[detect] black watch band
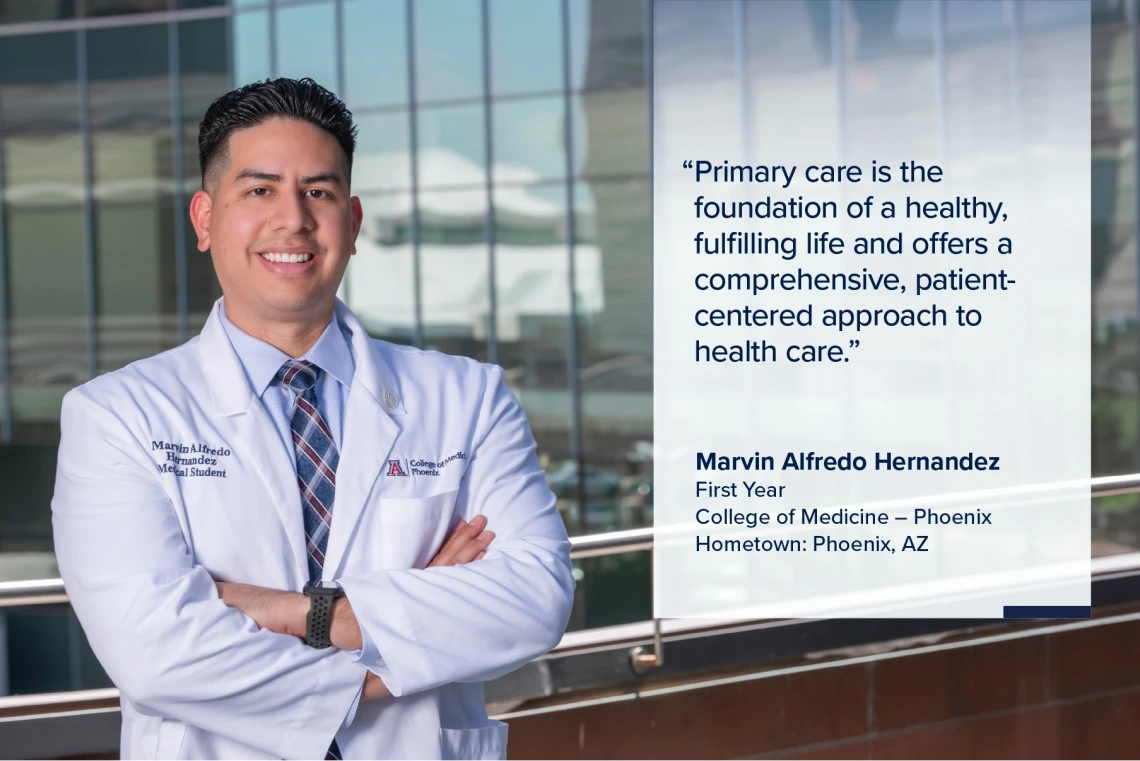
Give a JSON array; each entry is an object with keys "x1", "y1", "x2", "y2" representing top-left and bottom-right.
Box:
[{"x1": 303, "y1": 583, "x2": 344, "y2": 649}]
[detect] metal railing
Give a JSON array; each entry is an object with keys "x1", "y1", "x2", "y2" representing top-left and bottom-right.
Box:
[{"x1": 2, "y1": 472, "x2": 1140, "y2": 604}]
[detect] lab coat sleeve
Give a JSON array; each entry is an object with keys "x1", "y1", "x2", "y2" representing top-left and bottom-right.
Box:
[
  {"x1": 338, "y1": 366, "x2": 575, "y2": 696},
  {"x1": 51, "y1": 389, "x2": 365, "y2": 759}
]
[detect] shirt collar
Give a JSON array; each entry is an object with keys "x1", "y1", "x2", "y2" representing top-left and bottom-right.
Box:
[{"x1": 218, "y1": 301, "x2": 356, "y2": 398}]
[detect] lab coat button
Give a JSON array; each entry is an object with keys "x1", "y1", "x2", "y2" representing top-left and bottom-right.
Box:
[{"x1": 384, "y1": 390, "x2": 399, "y2": 408}]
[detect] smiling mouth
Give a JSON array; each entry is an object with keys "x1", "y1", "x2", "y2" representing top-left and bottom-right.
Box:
[{"x1": 259, "y1": 252, "x2": 314, "y2": 263}]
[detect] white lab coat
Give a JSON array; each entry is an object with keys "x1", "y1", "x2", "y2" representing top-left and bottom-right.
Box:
[{"x1": 51, "y1": 298, "x2": 575, "y2": 760}]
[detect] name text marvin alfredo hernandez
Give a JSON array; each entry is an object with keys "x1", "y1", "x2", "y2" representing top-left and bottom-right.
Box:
[{"x1": 692, "y1": 450, "x2": 1000, "y2": 555}]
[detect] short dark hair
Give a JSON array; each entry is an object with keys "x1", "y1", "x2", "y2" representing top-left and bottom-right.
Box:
[{"x1": 197, "y1": 77, "x2": 358, "y2": 191}]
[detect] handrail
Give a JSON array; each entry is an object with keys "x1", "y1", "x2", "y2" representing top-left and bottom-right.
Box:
[{"x1": 2, "y1": 472, "x2": 1139, "y2": 603}]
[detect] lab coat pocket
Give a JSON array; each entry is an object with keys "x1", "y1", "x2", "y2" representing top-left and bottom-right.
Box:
[
  {"x1": 377, "y1": 489, "x2": 458, "y2": 569},
  {"x1": 439, "y1": 721, "x2": 509, "y2": 760}
]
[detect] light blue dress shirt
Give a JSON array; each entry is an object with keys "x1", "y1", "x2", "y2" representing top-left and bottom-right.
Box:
[{"x1": 218, "y1": 302, "x2": 382, "y2": 728}]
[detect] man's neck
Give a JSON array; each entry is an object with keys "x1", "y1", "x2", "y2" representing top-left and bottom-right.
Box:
[{"x1": 223, "y1": 298, "x2": 334, "y2": 358}]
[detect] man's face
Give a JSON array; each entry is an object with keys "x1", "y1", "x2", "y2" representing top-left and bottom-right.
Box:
[{"x1": 190, "y1": 117, "x2": 362, "y2": 325}]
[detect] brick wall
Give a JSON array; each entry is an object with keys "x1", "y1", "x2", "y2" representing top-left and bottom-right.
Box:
[{"x1": 505, "y1": 609, "x2": 1140, "y2": 759}]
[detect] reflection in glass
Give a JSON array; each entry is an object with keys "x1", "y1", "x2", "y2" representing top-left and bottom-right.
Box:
[
  {"x1": 575, "y1": 179, "x2": 651, "y2": 533},
  {"x1": 0, "y1": 445, "x2": 60, "y2": 553},
  {"x1": 343, "y1": 0, "x2": 407, "y2": 109},
  {"x1": 3, "y1": 604, "x2": 113, "y2": 695},
  {"x1": 492, "y1": 96, "x2": 566, "y2": 185},
  {"x1": 567, "y1": 550, "x2": 650, "y2": 632},
  {"x1": 842, "y1": 0, "x2": 939, "y2": 159},
  {"x1": 276, "y1": 0, "x2": 337, "y2": 88},
  {"x1": 343, "y1": 191, "x2": 419, "y2": 346},
  {"x1": 417, "y1": 103, "x2": 486, "y2": 188},
  {"x1": 0, "y1": 32, "x2": 85, "y2": 437},
  {"x1": 490, "y1": 0, "x2": 562, "y2": 97},
  {"x1": 85, "y1": 0, "x2": 167, "y2": 16},
  {"x1": 571, "y1": 0, "x2": 644, "y2": 91},
  {"x1": 88, "y1": 24, "x2": 179, "y2": 374},
  {"x1": 577, "y1": 88, "x2": 648, "y2": 179},
  {"x1": 0, "y1": 33, "x2": 83, "y2": 207},
  {"x1": 413, "y1": 0, "x2": 482, "y2": 103},
  {"x1": 353, "y1": 111, "x2": 411, "y2": 194},
  {"x1": 410, "y1": 187, "x2": 490, "y2": 362},
  {"x1": 178, "y1": 18, "x2": 228, "y2": 330},
  {"x1": 96, "y1": 204, "x2": 178, "y2": 374},
  {"x1": 486, "y1": 182, "x2": 576, "y2": 532},
  {"x1": 89, "y1": 24, "x2": 171, "y2": 202},
  {"x1": 6, "y1": 209, "x2": 87, "y2": 430},
  {"x1": 0, "y1": 0, "x2": 75, "y2": 24},
  {"x1": 232, "y1": 10, "x2": 270, "y2": 87}
]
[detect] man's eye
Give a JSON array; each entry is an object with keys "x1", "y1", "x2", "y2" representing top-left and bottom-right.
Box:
[
  {"x1": 307, "y1": 189, "x2": 328, "y2": 199},
  {"x1": 250, "y1": 187, "x2": 269, "y2": 197}
]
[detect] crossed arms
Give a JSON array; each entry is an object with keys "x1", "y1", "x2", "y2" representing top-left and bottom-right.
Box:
[
  {"x1": 52, "y1": 372, "x2": 574, "y2": 759},
  {"x1": 214, "y1": 514, "x2": 496, "y2": 702}
]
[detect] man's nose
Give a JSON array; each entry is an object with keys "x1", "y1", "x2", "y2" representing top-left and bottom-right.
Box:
[{"x1": 271, "y1": 190, "x2": 315, "y2": 234}]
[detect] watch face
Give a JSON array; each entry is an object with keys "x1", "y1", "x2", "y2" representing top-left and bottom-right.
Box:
[{"x1": 305, "y1": 581, "x2": 343, "y2": 595}]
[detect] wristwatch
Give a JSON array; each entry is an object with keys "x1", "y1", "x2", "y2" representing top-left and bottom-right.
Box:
[{"x1": 302, "y1": 581, "x2": 344, "y2": 649}]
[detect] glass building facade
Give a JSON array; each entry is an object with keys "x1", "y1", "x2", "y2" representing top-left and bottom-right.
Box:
[{"x1": 0, "y1": 0, "x2": 1130, "y2": 695}]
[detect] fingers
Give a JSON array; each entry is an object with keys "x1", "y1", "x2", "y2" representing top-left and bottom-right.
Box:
[
  {"x1": 428, "y1": 515, "x2": 491, "y2": 567},
  {"x1": 451, "y1": 530, "x2": 494, "y2": 565}
]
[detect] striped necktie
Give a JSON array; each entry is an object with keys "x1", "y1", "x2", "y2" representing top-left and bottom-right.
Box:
[
  {"x1": 274, "y1": 359, "x2": 344, "y2": 761},
  {"x1": 275, "y1": 359, "x2": 339, "y2": 584}
]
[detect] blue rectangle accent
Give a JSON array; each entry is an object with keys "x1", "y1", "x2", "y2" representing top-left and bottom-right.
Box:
[{"x1": 1003, "y1": 606, "x2": 1091, "y2": 619}]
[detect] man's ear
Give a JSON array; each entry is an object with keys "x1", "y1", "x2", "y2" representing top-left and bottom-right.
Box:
[
  {"x1": 189, "y1": 189, "x2": 213, "y2": 252},
  {"x1": 349, "y1": 196, "x2": 363, "y2": 256}
]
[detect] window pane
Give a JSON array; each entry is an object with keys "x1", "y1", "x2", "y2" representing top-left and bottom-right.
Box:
[
  {"x1": 577, "y1": 87, "x2": 648, "y2": 178},
  {"x1": 490, "y1": 0, "x2": 562, "y2": 97},
  {"x1": 0, "y1": 32, "x2": 83, "y2": 207},
  {"x1": 413, "y1": 0, "x2": 482, "y2": 103},
  {"x1": 88, "y1": 24, "x2": 179, "y2": 374},
  {"x1": 843, "y1": 0, "x2": 940, "y2": 158},
  {"x1": 490, "y1": 181, "x2": 575, "y2": 534},
  {"x1": 0, "y1": 0, "x2": 75, "y2": 24},
  {"x1": 233, "y1": 10, "x2": 270, "y2": 87},
  {"x1": 96, "y1": 203, "x2": 178, "y2": 374},
  {"x1": 276, "y1": 0, "x2": 337, "y2": 89},
  {"x1": 6, "y1": 208, "x2": 87, "y2": 429},
  {"x1": 178, "y1": 17, "x2": 228, "y2": 327},
  {"x1": 0, "y1": 32, "x2": 86, "y2": 437},
  {"x1": 354, "y1": 111, "x2": 411, "y2": 193},
  {"x1": 3, "y1": 604, "x2": 113, "y2": 694},
  {"x1": 1092, "y1": 17, "x2": 1133, "y2": 137},
  {"x1": 573, "y1": 0, "x2": 644, "y2": 91},
  {"x1": 416, "y1": 187, "x2": 489, "y2": 362},
  {"x1": 575, "y1": 179, "x2": 650, "y2": 534},
  {"x1": 0, "y1": 445, "x2": 59, "y2": 552},
  {"x1": 344, "y1": 191, "x2": 418, "y2": 346},
  {"x1": 89, "y1": 24, "x2": 171, "y2": 203},
  {"x1": 84, "y1": 0, "x2": 167, "y2": 16},
  {"x1": 492, "y1": 96, "x2": 565, "y2": 184},
  {"x1": 417, "y1": 103, "x2": 485, "y2": 188},
  {"x1": 343, "y1": 0, "x2": 407, "y2": 109}
]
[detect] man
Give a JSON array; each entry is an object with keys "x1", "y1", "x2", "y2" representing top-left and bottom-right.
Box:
[{"x1": 51, "y1": 78, "x2": 575, "y2": 760}]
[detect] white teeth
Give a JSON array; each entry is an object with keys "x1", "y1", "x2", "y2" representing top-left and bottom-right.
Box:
[{"x1": 260, "y1": 252, "x2": 313, "y2": 263}]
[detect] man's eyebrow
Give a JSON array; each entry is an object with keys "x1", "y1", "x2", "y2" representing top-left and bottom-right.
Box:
[
  {"x1": 234, "y1": 169, "x2": 282, "y2": 183},
  {"x1": 302, "y1": 172, "x2": 345, "y2": 186}
]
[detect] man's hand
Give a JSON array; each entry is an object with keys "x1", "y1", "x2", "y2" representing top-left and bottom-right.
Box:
[
  {"x1": 429, "y1": 514, "x2": 495, "y2": 567},
  {"x1": 326, "y1": 515, "x2": 495, "y2": 651}
]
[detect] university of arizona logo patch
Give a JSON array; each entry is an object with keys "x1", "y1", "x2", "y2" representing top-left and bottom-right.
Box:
[{"x1": 387, "y1": 459, "x2": 407, "y2": 477}]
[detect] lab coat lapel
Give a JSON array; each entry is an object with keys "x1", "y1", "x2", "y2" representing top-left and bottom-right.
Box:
[
  {"x1": 199, "y1": 299, "x2": 309, "y2": 586},
  {"x1": 323, "y1": 301, "x2": 406, "y2": 578}
]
